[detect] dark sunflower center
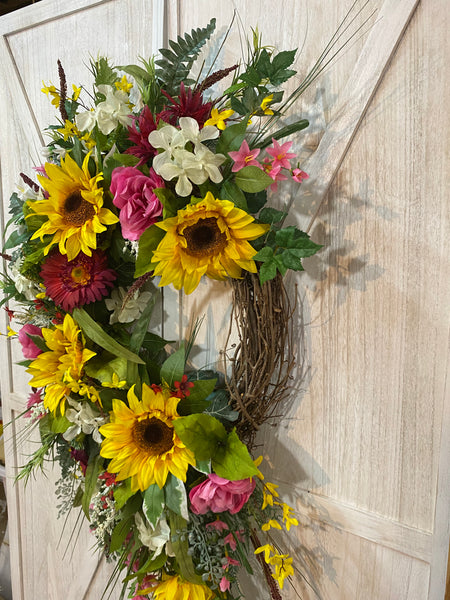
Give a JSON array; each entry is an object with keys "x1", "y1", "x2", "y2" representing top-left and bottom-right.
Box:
[
  {"x1": 63, "y1": 191, "x2": 95, "y2": 226},
  {"x1": 181, "y1": 217, "x2": 227, "y2": 257},
  {"x1": 132, "y1": 417, "x2": 174, "y2": 455}
]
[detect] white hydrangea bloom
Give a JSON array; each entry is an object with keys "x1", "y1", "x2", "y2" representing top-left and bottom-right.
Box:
[
  {"x1": 105, "y1": 286, "x2": 153, "y2": 324},
  {"x1": 135, "y1": 513, "x2": 174, "y2": 559},
  {"x1": 63, "y1": 398, "x2": 107, "y2": 444}
]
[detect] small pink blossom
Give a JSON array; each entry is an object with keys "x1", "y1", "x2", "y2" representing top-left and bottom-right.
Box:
[
  {"x1": 24, "y1": 389, "x2": 43, "y2": 418},
  {"x1": 111, "y1": 166, "x2": 164, "y2": 241},
  {"x1": 189, "y1": 473, "x2": 256, "y2": 514},
  {"x1": 206, "y1": 519, "x2": 229, "y2": 532},
  {"x1": 292, "y1": 168, "x2": 309, "y2": 183},
  {"x1": 224, "y1": 530, "x2": 243, "y2": 551},
  {"x1": 223, "y1": 556, "x2": 240, "y2": 568},
  {"x1": 18, "y1": 324, "x2": 43, "y2": 359},
  {"x1": 228, "y1": 140, "x2": 261, "y2": 172},
  {"x1": 266, "y1": 138, "x2": 296, "y2": 170},
  {"x1": 262, "y1": 159, "x2": 288, "y2": 192},
  {"x1": 220, "y1": 576, "x2": 231, "y2": 592}
]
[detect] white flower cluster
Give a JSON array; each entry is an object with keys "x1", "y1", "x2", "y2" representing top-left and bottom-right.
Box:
[
  {"x1": 8, "y1": 258, "x2": 42, "y2": 301},
  {"x1": 63, "y1": 398, "x2": 108, "y2": 444},
  {"x1": 135, "y1": 512, "x2": 175, "y2": 560},
  {"x1": 76, "y1": 84, "x2": 132, "y2": 135},
  {"x1": 89, "y1": 481, "x2": 118, "y2": 549},
  {"x1": 105, "y1": 286, "x2": 153, "y2": 324},
  {"x1": 149, "y1": 116, "x2": 226, "y2": 196}
]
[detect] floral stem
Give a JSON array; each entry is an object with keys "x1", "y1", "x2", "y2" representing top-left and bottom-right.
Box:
[{"x1": 250, "y1": 529, "x2": 282, "y2": 600}]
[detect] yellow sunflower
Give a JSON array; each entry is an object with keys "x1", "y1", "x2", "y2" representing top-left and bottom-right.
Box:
[
  {"x1": 29, "y1": 152, "x2": 118, "y2": 261},
  {"x1": 99, "y1": 384, "x2": 195, "y2": 491},
  {"x1": 150, "y1": 192, "x2": 269, "y2": 294},
  {"x1": 26, "y1": 313, "x2": 96, "y2": 415},
  {"x1": 153, "y1": 574, "x2": 215, "y2": 600}
]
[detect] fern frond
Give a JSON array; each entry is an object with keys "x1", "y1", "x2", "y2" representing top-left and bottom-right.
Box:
[{"x1": 155, "y1": 19, "x2": 216, "y2": 96}]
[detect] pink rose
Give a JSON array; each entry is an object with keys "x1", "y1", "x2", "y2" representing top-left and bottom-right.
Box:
[
  {"x1": 18, "y1": 324, "x2": 43, "y2": 359},
  {"x1": 110, "y1": 166, "x2": 164, "y2": 241},
  {"x1": 189, "y1": 474, "x2": 256, "y2": 515}
]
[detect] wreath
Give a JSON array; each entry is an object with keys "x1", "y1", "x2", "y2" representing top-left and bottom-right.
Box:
[{"x1": 0, "y1": 15, "x2": 356, "y2": 600}]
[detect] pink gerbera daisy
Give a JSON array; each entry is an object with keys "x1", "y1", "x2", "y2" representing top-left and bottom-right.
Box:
[{"x1": 40, "y1": 250, "x2": 116, "y2": 312}]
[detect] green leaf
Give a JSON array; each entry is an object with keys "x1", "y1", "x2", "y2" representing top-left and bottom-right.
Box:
[
  {"x1": 164, "y1": 475, "x2": 188, "y2": 520},
  {"x1": 194, "y1": 460, "x2": 211, "y2": 474},
  {"x1": 205, "y1": 389, "x2": 239, "y2": 423},
  {"x1": 113, "y1": 479, "x2": 136, "y2": 510},
  {"x1": 160, "y1": 344, "x2": 185, "y2": 387},
  {"x1": 116, "y1": 64, "x2": 153, "y2": 84},
  {"x1": 82, "y1": 453, "x2": 103, "y2": 519},
  {"x1": 259, "y1": 259, "x2": 278, "y2": 284},
  {"x1": 26, "y1": 333, "x2": 49, "y2": 354},
  {"x1": 212, "y1": 429, "x2": 259, "y2": 480},
  {"x1": 135, "y1": 225, "x2": 165, "y2": 277},
  {"x1": 253, "y1": 246, "x2": 274, "y2": 262},
  {"x1": 155, "y1": 19, "x2": 216, "y2": 96},
  {"x1": 154, "y1": 187, "x2": 186, "y2": 219},
  {"x1": 169, "y1": 513, "x2": 202, "y2": 584},
  {"x1": 177, "y1": 378, "x2": 217, "y2": 416},
  {"x1": 48, "y1": 413, "x2": 71, "y2": 434},
  {"x1": 112, "y1": 152, "x2": 140, "y2": 167},
  {"x1": 258, "y1": 119, "x2": 309, "y2": 149},
  {"x1": 84, "y1": 356, "x2": 128, "y2": 384},
  {"x1": 279, "y1": 249, "x2": 306, "y2": 271},
  {"x1": 275, "y1": 226, "x2": 322, "y2": 255},
  {"x1": 173, "y1": 413, "x2": 227, "y2": 462},
  {"x1": 216, "y1": 119, "x2": 249, "y2": 155},
  {"x1": 259, "y1": 207, "x2": 287, "y2": 225},
  {"x1": 247, "y1": 190, "x2": 268, "y2": 214},
  {"x1": 234, "y1": 166, "x2": 273, "y2": 193},
  {"x1": 73, "y1": 308, "x2": 144, "y2": 364},
  {"x1": 109, "y1": 516, "x2": 133, "y2": 553},
  {"x1": 143, "y1": 484, "x2": 165, "y2": 528},
  {"x1": 220, "y1": 180, "x2": 248, "y2": 211}
]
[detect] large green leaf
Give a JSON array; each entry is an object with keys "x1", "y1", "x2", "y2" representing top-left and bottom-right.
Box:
[
  {"x1": 234, "y1": 165, "x2": 273, "y2": 193},
  {"x1": 173, "y1": 413, "x2": 227, "y2": 462},
  {"x1": 160, "y1": 344, "x2": 185, "y2": 387},
  {"x1": 212, "y1": 429, "x2": 259, "y2": 480},
  {"x1": 73, "y1": 308, "x2": 144, "y2": 364},
  {"x1": 169, "y1": 513, "x2": 202, "y2": 584},
  {"x1": 164, "y1": 475, "x2": 188, "y2": 520},
  {"x1": 135, "y1": 225, "x2": 165, "y2": 277},
  {"x1": 143, "y1": 484, "x2": 165, "y2": 528}
]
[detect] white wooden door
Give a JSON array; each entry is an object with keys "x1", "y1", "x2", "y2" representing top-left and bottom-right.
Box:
[{"x1": 0, "y1": 0, "x2": 449, "y2": 599}]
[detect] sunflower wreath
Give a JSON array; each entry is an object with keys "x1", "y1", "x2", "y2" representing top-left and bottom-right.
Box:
[{"x1": 0, "y1": 15, "x2": 361, "y2": 600}]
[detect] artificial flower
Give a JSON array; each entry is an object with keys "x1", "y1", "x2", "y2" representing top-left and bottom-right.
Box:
[
  {"x1": 280, "y1": 502, "x2": 299, "y2": 531},
  {"x1": 292, "y1": 167, "x2": 309, "y2": 183},
  {"x1": 189, "y1": 473, "x2": 256, "y2": 514},
  {"x1": 63, "y1": 398, "x2": 107, "y2": 444},
  {"x1": 204, "y1": 108, "x2": 234, "y2": 130},
  {"x1": 228, "y1": 139, "x2": 261, "y2": 172},
  {"x1": 262, "y1": 158, "x2": 287, "y2": 191},
  {"x1": 262, "y1": 481, "x2": 280, "y2": 509},
  {"x1": 30, "y1": 152, "x2": 118, "y2": 261},
  {"x1": 41, "y1": 82, "x2": 61, "y2": 107},
  {"x1": 159, "y1": 82, "x2": 212, "y2": 126},
  {"x1": 261, "y1": 519, "x2": 282, "y2": 531},
  {"x1": 260, "y1": 94, "x2": 275, "y2": 115},
  {"x1": 40, "y1": 249, "x2": 116, "y2": 312},
  {"x1": 125, "y1": 105, "x2": 159, "y2": 165},
  {"x1": 269, "y1": 553, "x2": 294, "y2": 590},
  {"x1": 76, "y1": 84, "x2": 133, "y2": 135},
  {"x1": 152, "y1": 574, "x2": 215, "y2": 600},
  {"x1": 18, "y1": 324, "x2": 43, "y2": 359},
  {"x1": 105, "y1": 286, "x2": 153, "y2": 324},
  {"x1": 115, "y1": 75, "x2": 133, "y2": 94},
  {"x1": 135, "y1": 512, "x2": 173, "y2": 559},
  {"x1": 110, "y1": 166, "x2": 164, "y2": 240},
  {"x1": 150, "y1": 192, "x2": 269, "y2": 294},
  {"x1": 266, "y1": 138, "x2": 296, "y2": 170},
  {"x1": 173, "y1": 374, "x2": 194, "y2": 398},
  {"x1": 99, "y1": 384, "x2": 195, "y2": 491},
  {"x1": 8, "y1": 261, "x2": 41, "y2": 300},
  {"x1": 26, "y1": 313, "x2": 96, "y2": 415}
]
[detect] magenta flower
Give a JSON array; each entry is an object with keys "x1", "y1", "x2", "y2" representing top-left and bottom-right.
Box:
[
  {"x1": 206, "y1": 519, "x2": 229, "y2": 532},
  {"x1": 262, "y1": 159, "x2": 288, "y2": 192},
  {"x1": 292, "y1": 167, "x2": 309, "y2": 183},
  {"x1": 266, "y1": 138, "x2": 296, "y2": 169},
  {"x1": 25, "y1": 388, "x2": 43, "y2": 418},
  {"x1": 224, "y1": 530, "x2": 243, "y2": 551},
  {"x1": 111, "y1": 166, "x2": 164, "y2": 241},
  {"x1": 18, "y1": 324, "x2": 43, "y2": 359},
  {"x1": 125, "y1": 105, "x2": 159, "y2": 165},
  {"x1": 189, "y1": 473, "x2": 256, "y2": 514},
  {"x1": 228, "y1": 140, "x2": 261, "y2": 172},
  {"x1": 220, "y1": 577, "x2": 231, "y2": 592}
]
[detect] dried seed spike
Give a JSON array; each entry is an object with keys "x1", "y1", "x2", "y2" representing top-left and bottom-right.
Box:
[
  {"x1": 195, "y1": 64, "x2": 239, "y2": 95},
  {"x1": 120, "y1": 271, "x2": 153, "y2": 314},
  {"x1": 20, "y1": 172, "x2": 39, "y2": 193},
  {"x1": 57, "y1": 59, "x2": 68, "y2": 122}
]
